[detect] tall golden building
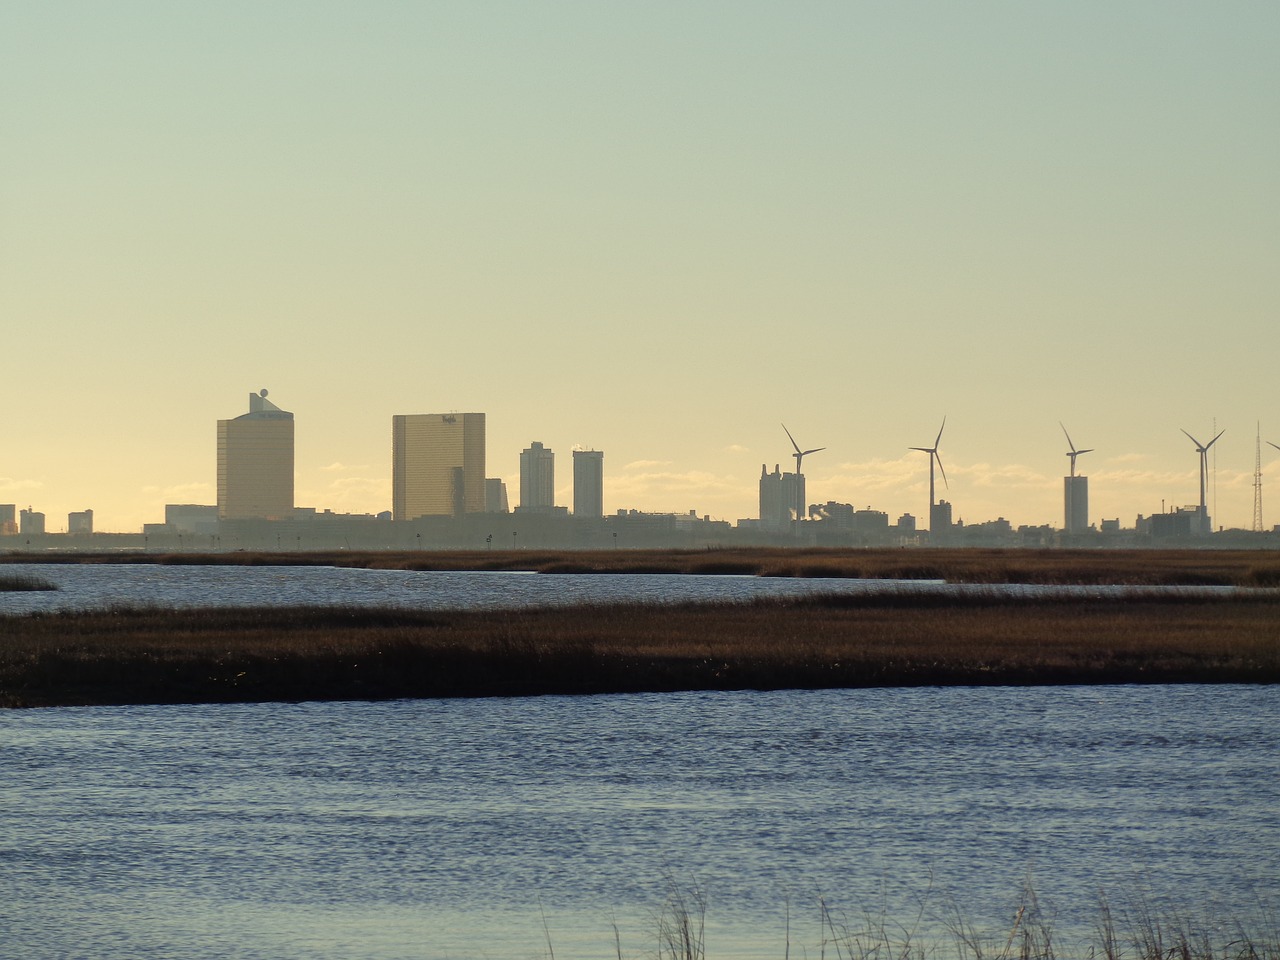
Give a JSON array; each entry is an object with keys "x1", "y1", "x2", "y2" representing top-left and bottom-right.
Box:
[
  {"x1": 217, "y1": 390, "x2": 294, "y2": 520},
  {"x1": 392, "y1": 413, "x2": 486, "y2": 520}
]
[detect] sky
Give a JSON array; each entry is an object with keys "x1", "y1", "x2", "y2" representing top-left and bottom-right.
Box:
[{"x1": 3, "y1": 2, "x2": 1278, "y2": 534}]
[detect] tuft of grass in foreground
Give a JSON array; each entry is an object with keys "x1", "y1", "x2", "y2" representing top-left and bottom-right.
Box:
[
  {"x1": 3, "y1": 591, "x2": 1279, "y2": 707},
  {"x1": 0, "y1": 574, "x2": 57, "y2": 592},
  {"x1": 548, "y1": 878, "x2": 1278, "y2": 960},
  {"x1": 4, "y1": 547, "x2": 1280, "y2": 587}
]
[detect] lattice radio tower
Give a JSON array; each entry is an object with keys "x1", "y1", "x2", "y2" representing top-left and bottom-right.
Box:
[{"x1": 1253, "y1": 422, "x2": 1264, "y2": 533}]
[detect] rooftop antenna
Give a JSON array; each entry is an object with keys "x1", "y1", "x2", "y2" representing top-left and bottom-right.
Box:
[
  {"x1": 909, "y1": 417, "x2": 948, "y2": 514},
  {"x1": 1181, "y1": 426, "x2": 1224, "y2": 534},
  {"x1": 1060, "y1": 422, "x2": 1094, "y2": 478},
  {"x1": 782, "y1": 424, "x2": 825, "y2": 530}
]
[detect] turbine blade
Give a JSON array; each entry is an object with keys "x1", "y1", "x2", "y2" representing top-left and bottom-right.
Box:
[
  {"x1": 803, "y1": 446, "x2": 826, "y2": 457},
  {"x1": 781, "y1": 424, "x2": 801, "y2": 455},
  {"x1": 1078, "y1": 448, "x2": 1094, "y2": 456},
  {"x1": 935, "y1": 416, "x2": 947, "y2": 448},
  {"x1": 1269, "y1": 441, "x2": 1280, "y2": 452},
  {"x1": 1181, "y1": 428, "x2": 1204, "y2": 448},
  {"x1": 1060, "y1": 421, "x2": 1077, "y2": 454},
  {"x1": 935, "y1": 452, "x2": 949, "y2": 489},
  {"x1": 909, "y1": 447, "x2": 931, "y2": 454},
  {"x1": 1206, "y1": 429, "x2": 1225, "y2": 449}
]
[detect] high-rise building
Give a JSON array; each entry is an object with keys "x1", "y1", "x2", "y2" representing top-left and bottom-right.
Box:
[
  {"x1": 929, "y1": 500, "x2": 953, "y2": 540},
  {"x1": 759, "y1": 464, "x2": 804, "y2": 530},
  {"x1": 68, "y1": 509, "x2": 94, "y2": 535},
  {"x1": 392, "y1": 413, "x2": 486, "y2": 520},
  {"x1": 217, "y1": 390, "x2": 294, "y2": 521},
  {"x1": 1064, "y1": 476, "x2": 1089, "y2": 534},
  {"x1": 572, "y1": 449, "x2": 604, "y2": 518},
  {"x1": 0, "y1": 504, "x2": 16, "y2": 535},
  {"x1": 519, "y1": 441, "x2": 555, "y2": 513},
  {"x1": 19, "y1": 507, "x2": 45, "y2": 536},
  {"x1": 484, "y1": 478, "x2": 510, "y2": 514}
]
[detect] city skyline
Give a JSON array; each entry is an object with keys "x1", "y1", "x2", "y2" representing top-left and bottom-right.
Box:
[{"x1": 3, "y1": 4, "x2": 1277, "y2": 532}]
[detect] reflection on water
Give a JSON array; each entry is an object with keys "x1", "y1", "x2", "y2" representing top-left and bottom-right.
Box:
[{"x1": 2, "y1": 686, "x2": 1276, "y2": 959}]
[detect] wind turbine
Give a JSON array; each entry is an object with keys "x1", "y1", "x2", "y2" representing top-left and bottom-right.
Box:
[
  {"x1": 1181, "y1": 427, "x2": 1225, "y2": 533},
  {"x1": 1060, "y1": 422, "x2": 1094, "y2": 477},
  {"x1": 782, "y1": 424, "x2": 825, "y2": 526},
  {"x1": 909, "y1": 417, "x2": 948, "y2": 512}
]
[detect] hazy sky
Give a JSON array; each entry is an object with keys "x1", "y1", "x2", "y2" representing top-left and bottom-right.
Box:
[{"x1": 3, "y1": 2, "x2": 1278, "y2": 533}]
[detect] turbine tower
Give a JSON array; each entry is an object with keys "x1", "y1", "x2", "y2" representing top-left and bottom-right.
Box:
[
  {"x1": 782, "y1": 424, "x2": 825, "y2": 529},
  {"x1": 1181, "y1": 427, "x2": 1224, "y2": 536},
  {"x1": 1060, "y1": 422, "x2": 1093, "y2": 535},
  {"x1": 1060, "y1": 422, "x2": 1093, "y2": 478},
  {"x1": 909, "y1": 417, "x2": 948, "y2": 522}
]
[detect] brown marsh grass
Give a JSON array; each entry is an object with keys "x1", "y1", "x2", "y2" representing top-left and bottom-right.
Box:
[
  {"x1": 3, "y1": 591, "x2": 1277, "y2": 708},
  {"x1": 5, "y1": 547, "x2": 1280, "y2": 586}
]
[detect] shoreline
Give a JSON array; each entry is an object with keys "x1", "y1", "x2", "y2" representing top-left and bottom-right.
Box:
[{"x1": 4, "y1": 591, "x2": 1278, "y2": 708}]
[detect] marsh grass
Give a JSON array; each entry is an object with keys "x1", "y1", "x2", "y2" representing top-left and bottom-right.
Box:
[
  {"x1": 0, "y1": 574, "x2": 57, "y2": 592},
  {"x1": 4, "y1": 547, "x2": 1280, "y2": 587},
  {"x1": 545, "y1": 881, "x2": 1278, "y2": 960},
  {"x1": 3, "y1": 591, "x2": 1278, "y2": 707}
]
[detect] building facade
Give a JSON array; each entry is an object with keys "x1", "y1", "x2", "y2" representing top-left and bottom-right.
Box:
[
  {"x1": 217, "y1": 390, "x2": 295, "y2": 521},
  {"x1": 68, "y1": 509, "x2": 94, "y2": 535},
  {"x1": 392, "y1": 413, "x2": 486, "y2": 520},
  {"x1": 19, "y1": 507, "x2": 45, "y2": 536},
  {"x1": 572, "y1": 449, "x2": 604, "y2": 518},
  {"x1": 759, "y1": 464, "x2": 804, "y2": 530},
  {"x1": 519, "y1": 441, "x2": 556, "y2": 513},
  {"x1": 0, "y1": 504, "x2": 15, "y2": 535},
  {"x1": 1064, "y1": 476, "x2": 1089, "y2": 534}
]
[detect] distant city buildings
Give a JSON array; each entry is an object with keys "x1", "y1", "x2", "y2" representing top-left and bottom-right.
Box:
[
  {"x1": 392, "y1": 412, "x2": 486, "y2": 520},
  {"x1": 0, "y1": 504, "x2": 16, "y2": 536},
  {"x1": 573, "y1": 449, "x2": 604, "y2": 519},
  {"x1": 217, "y1": 390, "x2": 294, "y2": 521},
  {"x1": 518, "y1": 441, "x2": 556, "y2": 514},
  {"x1": 68, "y1": 509, "x2": 94, "y2": 535}
]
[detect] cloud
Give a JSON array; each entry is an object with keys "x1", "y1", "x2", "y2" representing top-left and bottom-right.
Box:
[
  {"x1": 724, "y1": 444, "x2": 750, "y2": 454},
  {"x1": 623, "y1": 459, "x2": 672, "y2": 471},
  {"x1": 320, "y1": 462, "x2": 370, "y2": 472}
]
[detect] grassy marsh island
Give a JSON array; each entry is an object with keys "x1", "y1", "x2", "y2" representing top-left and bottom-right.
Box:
[{"x1": 3, "y1": 589, "x2": 1278, "y2": 708}]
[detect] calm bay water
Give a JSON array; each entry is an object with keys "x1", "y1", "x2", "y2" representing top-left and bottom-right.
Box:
[
  {"x1": 0, "y1": 561, "x2": 1252, "y2": 614},
  {"x1": 3, "y1": 686, "x2": 1277, "y2": 959},
  {"x1": 3, "y1": 565, "x2": 1276, "y2": 957}
]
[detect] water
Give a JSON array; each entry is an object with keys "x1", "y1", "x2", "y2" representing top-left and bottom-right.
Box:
[
  {"x1": 0, "y1": 562, "x2": 1256, "y2": 614},
  {"x1": 3, "y1": 686, "x2": 1277, "y2": 959}
]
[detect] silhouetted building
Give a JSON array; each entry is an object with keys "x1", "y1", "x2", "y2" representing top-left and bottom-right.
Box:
[
  {"x1": 573, "y1": 449, "x2": 604, "y2": 519},
  {"x1": 484, "y1": 478, "x2": 509, "y2": 514},
  {"x1": 759, "y1": 464, "x2": 803, "y2": 530},
  {"x1": 19, "y1": 507, "x2": 45, "y2": 536},
  {"x1": 519, "y1": 441, "x2": 555, "y2": 513},
  {"x1": 218, "y1": 390, "x2": 294, "y2": 521},
  {"x1": 929, "y1": 500, "x2": 953, "y2": 540},
  {"x1": 0, "y1": 504, "x2": 15, "y2": 535},
  {"x1": 166, "y1": 504, "x2": 220, "y2": 535},
  {"x1": 392, "y1": 412, "x2": 486, "y2": 520},
  {"x1": 1064, "y1": 476, "x2": 1088, "y2": 534},
  {"x1": 68, "y1": 509, "x2": 94, "y2": 535}
]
